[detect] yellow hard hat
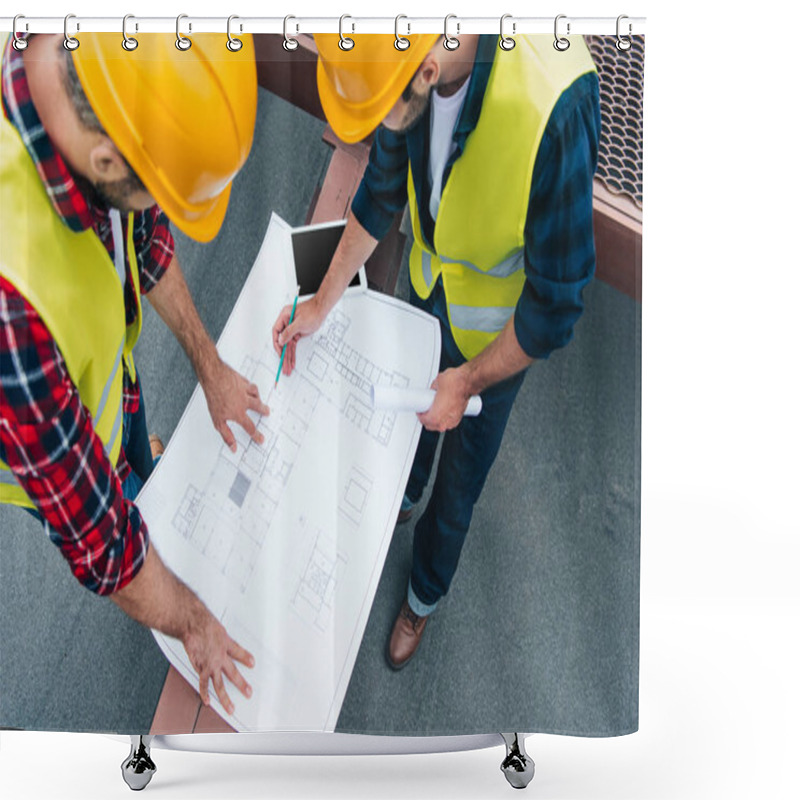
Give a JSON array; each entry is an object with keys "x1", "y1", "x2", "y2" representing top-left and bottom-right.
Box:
[
  {"x1": 315, "y1": 34, "x2": 439, "y2": 144},
  {"x1": 73, "y1": 33, "x2": 257, "y2": 243}
]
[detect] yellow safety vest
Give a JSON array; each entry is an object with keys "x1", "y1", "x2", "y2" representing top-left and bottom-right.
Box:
[
  {"x1": 0, "y1": 112, "x2": 142, "y2": 509},
  {"x1": 408, "y1": 35, "x2": 597, "y2": 360}
]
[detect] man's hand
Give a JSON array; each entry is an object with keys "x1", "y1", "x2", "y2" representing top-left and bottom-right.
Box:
[
  {"x1": 271, "y1": 297, "x2": 325, "y2": 377},
  {"x1": 182, "y1": 606, "x2": 255, "y2": 715},
  {"x1": 418, "y1": 367, "x2": 473, "y2": 432},
  {"x1": 110, "y1": 546, "x2": 255, "y2": 716},
  {"x1": 145, "y1": 254, "x2": 268, "y2": 451},
  {"x1": 201, "y1": 357, "x2": 270, "y2": 453},
  {"x1": 269, "y1": 212, "x2": 380, "y2": 377},
  {"x1": 418, "y1": 317, "x2": 535, "y2": 432}
]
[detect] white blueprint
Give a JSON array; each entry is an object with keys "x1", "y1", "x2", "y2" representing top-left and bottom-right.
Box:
[{"x1": 136, "y1": 214, "x2": 441, "y2": 731}]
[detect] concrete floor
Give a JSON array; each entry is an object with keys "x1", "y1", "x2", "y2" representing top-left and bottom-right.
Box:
[{"x1": 1, "y1": 88, "x2": 640, "y2": 737}]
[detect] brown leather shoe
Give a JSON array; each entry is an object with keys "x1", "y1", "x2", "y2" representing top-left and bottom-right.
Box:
[
  {"x1": 149, "y1": 434, "x2": 165, "y2": 460},
  {"x1": 386, "y1": 600, "x2": 429, "y2": 670}
]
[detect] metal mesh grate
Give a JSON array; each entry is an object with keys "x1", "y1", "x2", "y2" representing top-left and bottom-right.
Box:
[{"x1": 586, "y1": 35, "x2": 645, "y2": 208}]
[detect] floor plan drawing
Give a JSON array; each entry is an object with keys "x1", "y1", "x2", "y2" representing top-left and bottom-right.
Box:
[
  {"x1": 297, "y1": 308, "x2": 412, "y2": 448},
  {"x1": 170, "y1": 367, "x2": 319, "y2": 594},
  {"x1": 290, "y1": 516, "x2": 347, "y2": 634},
  {"x1": 136, "y1": 213, "x2": 441, "y2": 732},
  {"x1": 339, "y1": 466, "x2": 373, "y2": 527}
]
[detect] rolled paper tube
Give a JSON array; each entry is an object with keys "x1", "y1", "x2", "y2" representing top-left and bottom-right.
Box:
[{"x1": 370, "y1": 385, "x2": 483, "y2": 416}]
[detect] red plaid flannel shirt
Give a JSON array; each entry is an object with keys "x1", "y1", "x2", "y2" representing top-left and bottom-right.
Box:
[{"x1": 0, "y1": 37, "x2": 174, "y2": 594}]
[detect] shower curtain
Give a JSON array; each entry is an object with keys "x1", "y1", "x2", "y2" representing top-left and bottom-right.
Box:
[{"x1": 0, "y1": 28, "x2": 643, "y2": 741}]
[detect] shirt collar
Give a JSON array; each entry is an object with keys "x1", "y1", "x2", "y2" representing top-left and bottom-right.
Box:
[
  {"x1": 451, "y1": 34, "x2": 498, "y2": 152},
  {"x1": 403, "y1": 35, "x2": 499, "y2": 251},
  {"x1": 1, "y1": 36, "x2": 96, "y2": 233}
]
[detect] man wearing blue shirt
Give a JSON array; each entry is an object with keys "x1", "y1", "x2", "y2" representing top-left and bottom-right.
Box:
[{"x1": 272, "y1": 33, "x2": 601, "y2": 669}]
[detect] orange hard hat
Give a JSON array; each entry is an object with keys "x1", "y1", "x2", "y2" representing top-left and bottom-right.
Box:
[
  {"x1": 73, "y1": 33, "x2": 257, "y2": 243},
  {"x1": 315, "y1": 34, "x2": 439, "y2": 144}
]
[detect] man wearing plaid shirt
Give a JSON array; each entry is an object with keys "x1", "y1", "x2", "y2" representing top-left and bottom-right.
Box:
[{"x1": 0, "y1": 34, "x2": 266, "y2": 715}]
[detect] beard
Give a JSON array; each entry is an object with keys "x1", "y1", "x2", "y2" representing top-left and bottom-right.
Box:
[
  {"x1": 73, "y1": 161, "x2": 148, "y2": 214},
  {"x1": 391, "y1": 84, "x2": 433, "y2": 133},
  {"x1": 93, "y1": 171, "x2": 148, "y2": 214}
]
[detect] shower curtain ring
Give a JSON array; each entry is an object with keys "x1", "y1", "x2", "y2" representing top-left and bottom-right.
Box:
[
  {"x1": 122, "y1": 14, "x2": 139, "y2": 51},
  {"x1": 553, "y1": 14, "x2": 570, "y2": 51},
  {"x1": 227, "y1": 15, "x2": 243, "y2": 51},
  {"x1": 499, "y1": 14, "x2": 516, "y2": 51},
  {"x1": 176, "y1": 14, "x2": 192, "y2": 51},
  {"x1": 443, "y1": 14, "x2": 460, "y2": 51},
  {"x1": 63, "y1": 14, "x2": 80, "y2": 51},
  {"x1": 283, "y1": 16, "x2": 299, "y2": 51},
  {"x1": 394, "y1": 15, "x2": 410, "y2": 51},
  {"x1": 12, "y1": 15, "x2": 28, "y2": 51},
  {"x1": 339, "y1": 15, "x2": 355, "y2": 51}
]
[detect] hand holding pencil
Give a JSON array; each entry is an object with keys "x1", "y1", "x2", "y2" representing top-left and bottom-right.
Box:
[{"x1": 271, "y1": 291, "x2": 326, "y2": 378}]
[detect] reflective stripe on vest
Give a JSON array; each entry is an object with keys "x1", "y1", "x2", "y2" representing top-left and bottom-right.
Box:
[
  {"x1": 408, "y1": 35, "x2": 597, "y2": 360},
  {"x1": 0, "y1": 108, "x2": 142, "y2": 510},
  {"x1": 440, "y1": 249, "x2": 525, "y2": 280},
  {"x1": 419, "y1": 249, "x2": 526, "y2": 292},
  {"x1": 110, "y1": 209, "x2": 127, "y2": 287},
  {"x1": 96, "y1": 336, "x2": 127, "y2": 426},
  {"x1": 449, "y1": 303, "x2": 516, "y2": 334}
]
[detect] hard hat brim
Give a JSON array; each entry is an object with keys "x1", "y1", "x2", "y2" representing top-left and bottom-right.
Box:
[
  {"x1": 316, "y1": 57, "x2": 381, "y2": 144},
  {"x1": 160, "y1": 181, "x2": 231, "y2": 244},
  {"x1": 315, "y1": 34, "x2": 439, "y2": 144},
  {"x1": 72, "y1": 33, "x2": 256, "y2": 244}
]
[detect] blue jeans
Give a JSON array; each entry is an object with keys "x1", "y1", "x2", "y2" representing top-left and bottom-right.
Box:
[
  {"x1": 405, "y1": 280, "x2": 527, "y2": 615},
  {"x1": 119, "y1": 380, "x2": 155, "y2": 500}
]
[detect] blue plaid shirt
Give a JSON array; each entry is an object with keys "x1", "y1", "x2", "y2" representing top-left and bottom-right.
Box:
[{"x1": 351, "y1": 35, "x2": 601, "y2": 360}]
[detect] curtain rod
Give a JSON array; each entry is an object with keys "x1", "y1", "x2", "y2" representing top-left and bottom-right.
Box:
[{"x1": 2, "y1": 15, "x2": 646, "y2": 37}]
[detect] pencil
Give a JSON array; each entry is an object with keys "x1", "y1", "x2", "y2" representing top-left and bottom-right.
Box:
[{"x1": 275, "y1": 290, "x2": 299, "y2": 386}]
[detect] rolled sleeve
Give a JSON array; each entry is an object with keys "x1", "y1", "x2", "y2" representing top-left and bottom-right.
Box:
[
  {"x1": 134, "y1": 206, "x2": 174, "y2": 295},
  {"x1": 514, "y1": 73, "x2": 601, "y2": 360},
  {"x1": 351, "y1": 126, "x2": 410, "y2": 241}
]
